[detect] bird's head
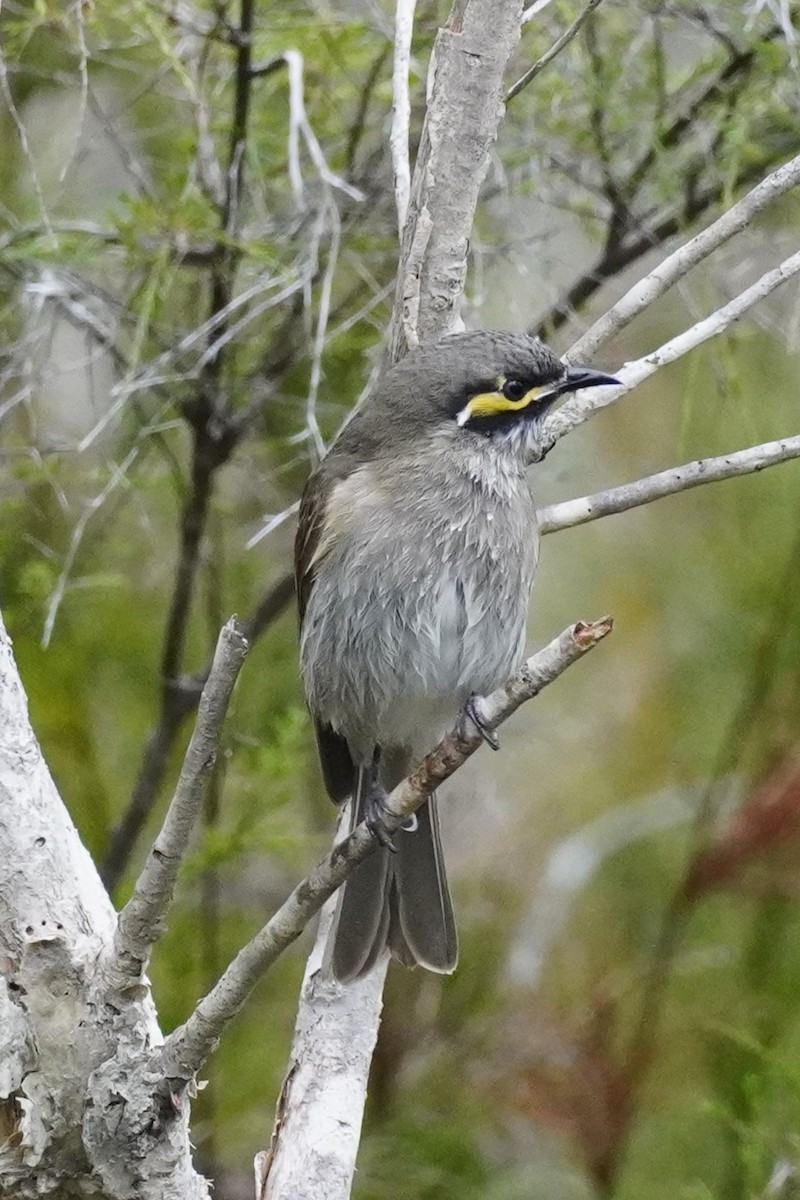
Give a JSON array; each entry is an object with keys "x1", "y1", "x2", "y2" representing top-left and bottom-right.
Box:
[{"x1": 373, "y1": 331, "x2": 619, "y2": 462}]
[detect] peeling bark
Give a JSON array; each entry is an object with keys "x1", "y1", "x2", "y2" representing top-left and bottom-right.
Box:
[{"x1": 0, "y1": 614, "x2": 210, "y2": 1200}]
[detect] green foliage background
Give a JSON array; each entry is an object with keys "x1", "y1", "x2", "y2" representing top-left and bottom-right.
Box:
[{"x1": 2, "y1": 1, "x2": 800, "y2": 1196}]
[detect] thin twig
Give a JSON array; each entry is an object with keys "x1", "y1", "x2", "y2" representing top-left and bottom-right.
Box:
[
  {"x1": 158, "y1": 617, "x2": 613, "y2": 1080},
  {"x1": 507, "y1": 0, "x2": 606, "y2": 102},
  {"x1": 543, "y1": 247, "x2": 800, "y2": 446},
  {"x1": 106, "y1": 619, "x2": 249, "y2": 991},
  {"x1": 101, "y1": 572, "x2": 294, "y2": 888},
  {"x1": 42, "y1": 447, "x2": 140, "y2": 648},
  {"x1": 566, "y1": 151, "x2": 800, "y2": 364},
  {"x1": 390, "y1": 0, "x2": 417, "y2": 234},
  {"x1": 538, "y1": 435, "x2": 800, "y2": 534},
  {"x1": 304, "y1": 203, "x2": 341, "y2": 461}
]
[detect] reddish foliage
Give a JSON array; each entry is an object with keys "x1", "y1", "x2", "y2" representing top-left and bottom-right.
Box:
[
  {"x1": 488, "y1": 993, "x2": 633, "y2": 1195},
  {"x1": 684, "y1": 756, "x2": 800, "y2": 899}
]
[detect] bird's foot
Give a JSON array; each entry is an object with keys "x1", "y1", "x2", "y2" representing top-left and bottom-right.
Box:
[
  {"x1": 465, "y1": 693, "x2": 500, "y2": 751},
  {"x1": 364, "y1": 783, "x2": 399, "y2": 852}
]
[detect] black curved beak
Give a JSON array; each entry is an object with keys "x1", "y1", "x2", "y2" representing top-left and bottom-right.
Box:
[{"x1": 540, "y1": 365, "x2": 621, "y2": 403}]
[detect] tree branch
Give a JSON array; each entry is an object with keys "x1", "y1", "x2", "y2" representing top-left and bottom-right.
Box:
[
  {"x1": 256, "y1": 874, "x2": 389, "y2": 1200},
  {"x1": 158, "y1": 617, "x2": 612, "y2": 1082},
  {"x1": 390, "y1": 0, "x2": 417, "y2": 235},
  {"x1": 106, "y1": 619, "x2": 249, "y2": 991},
  {"x1": 538, "y1": 436, "x2": 800, "y2": 534},
  {"x1": 268, "y1": 7, "x2": 528, "y2": 1191},
  {"x1": 566, "y1": 152, "x2": 800, "y2": 364},
  {"x1": 387, "y1": 0, "x2": 524, "y2": 360},
  {"x1": 542, "y1": 247, "x2": 800, "y2": 447},
  {"x1": 0, "y1": 609, "x2": 209, "y2": 1198},
  {"x1": 535, "y1": 23, "x2": 791, "y2": 343},
  {"x1": 506, "y1": 0, "x2": 605, "y2": 102},
  {"x1": 101, "y1": 571, "x2": 294, "y2": 888}
]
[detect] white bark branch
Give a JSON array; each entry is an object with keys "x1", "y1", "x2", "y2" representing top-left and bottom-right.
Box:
[
  {"x1": 107, "y1": 619, "x2": 249, "y2": 991},
  {"x1": 256, "y1": 898, "x2": 389, "y2": 1200},
  {"x1": 543, "y1": 247, "x2": 800, "y2": 446},
  {"x1": 158, "y1": 618, "x2": 612, "y2": 1087},
  {"x1": 390, "y1": 0, "x2": 417, "y2": 235},
  {"x1": 538, "y1": 435, "x2": 800, "y2": 533},
  {"x1": 566, "y1": 152, "x2": 800, "y2": 365}
]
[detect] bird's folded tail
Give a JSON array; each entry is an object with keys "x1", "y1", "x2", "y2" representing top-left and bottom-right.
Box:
[{"x1": 329, "y1": 762, "x2": 458, "y2": 983}]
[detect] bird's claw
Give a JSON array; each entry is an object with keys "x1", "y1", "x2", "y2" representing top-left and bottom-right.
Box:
[
  {"x1": 364, "y1": 788, "x2": 398, "y2": 852},
  {"x1": 465, "y1": 693, "x2": 500, "y2": 751}
]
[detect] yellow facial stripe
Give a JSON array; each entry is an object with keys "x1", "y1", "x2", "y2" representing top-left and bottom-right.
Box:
[{"x1": 458, "y1": 384, "x2": 545, "y2": 424}]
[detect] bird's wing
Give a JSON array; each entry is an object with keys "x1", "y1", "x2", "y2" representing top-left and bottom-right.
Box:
[
  {"x1": 294, "y1": 463, "x2": 356, "y2": 803},
  {"x1": 294, "y1": 466, "x2": 330, "y2": 625}
]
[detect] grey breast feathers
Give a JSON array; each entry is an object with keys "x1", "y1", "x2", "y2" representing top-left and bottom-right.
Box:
[{"x1": 299, "y1": 441, "x2": 538, "y2": 762}]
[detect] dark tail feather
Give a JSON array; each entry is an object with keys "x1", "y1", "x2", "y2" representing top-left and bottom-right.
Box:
[
  {"x1": 330, "y1": 766, "x2": 458, "y2": 983},
  {"x1": 391, "y1": 795, "x2": 457, "y2": 973}
]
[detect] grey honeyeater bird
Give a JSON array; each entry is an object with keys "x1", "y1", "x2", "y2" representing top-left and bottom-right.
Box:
[{"x1": 295, "y1": 330, "x2": 618, "y2": 983}]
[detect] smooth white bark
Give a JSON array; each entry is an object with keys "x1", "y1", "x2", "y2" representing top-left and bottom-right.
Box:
[{"x1": 387, "y1": 0, "x2": 524, "y2": 359}]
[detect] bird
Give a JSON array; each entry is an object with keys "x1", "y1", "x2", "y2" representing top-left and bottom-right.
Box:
[{"x1": 295, "y1": 330, "x2": 618, "y2": 982}]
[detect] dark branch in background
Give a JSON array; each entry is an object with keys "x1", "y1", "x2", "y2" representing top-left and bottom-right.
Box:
[
  {"x1": 583, "y1": 12, "x2": 629, "y2": 251},
  {"x1": 242, "y1": 571, "x2": 295, "y2": 642},
  {"x1": 506, "y1": 0, "x2": 605, "y2": 102},
  {"x1": 345, "y1": 44, "x2": 392, "y2": 178},
  {"x1": 102, "y1": 0, "x2": 262, "y2": 890},
  {"x1": 101, "y1": 571, "x2": 295, "y2": 888},
  {"x1": 536, "y1": 153, "x2": 790, "y2": 341},
  {"x1": 534, "y1": 24, "x2": 786, "y2": 341}
]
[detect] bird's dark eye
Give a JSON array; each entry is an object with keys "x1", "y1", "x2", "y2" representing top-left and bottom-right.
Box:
[{"x1": 503, "y1": 379, "x2": 527, "y2": 401}]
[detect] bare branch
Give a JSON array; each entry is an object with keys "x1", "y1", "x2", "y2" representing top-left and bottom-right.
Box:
[
  {"x1": 283, "y1": 50, "x2": 366, "y2": 207},
  {"x1": 304, "y1": 204, "x2": 342, "y2": 460},
  {"x1": 538, "y1": 436, "x2": 800, "y2": 534},
  {"x1": 390, "y1": 0, "x2": 417, "y2": 235},
  {"x1": 507, "y1": 0, "x2": 606, "y2": 102},
  {"x1": 536, "y1": 29, "x2": 789, "y2": 340},
  {"x1": 567, "y1": 152, "x2": 800, "y2": 364},
  {"x1": 257, "y1": 865, "x2": 388, "y2": 1200},
  {"x1": 102, "y1": 572, "x2": 294, "y2": 889},
  {"x1": 543, "y1": 247, "x2": 800, "y2": 446},
  {"x1": 158, "y1": 617, "x2": 612, "y2": 1081},
  {"x1": 387, "y1": 0, "x2": 524, "y2": 360},
  {"x1": 106, "y1": 619, "x2": 249, "y2": 991},
  {"x1": 42, "y1": 446, "x2": 140, "y2": 649}
]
